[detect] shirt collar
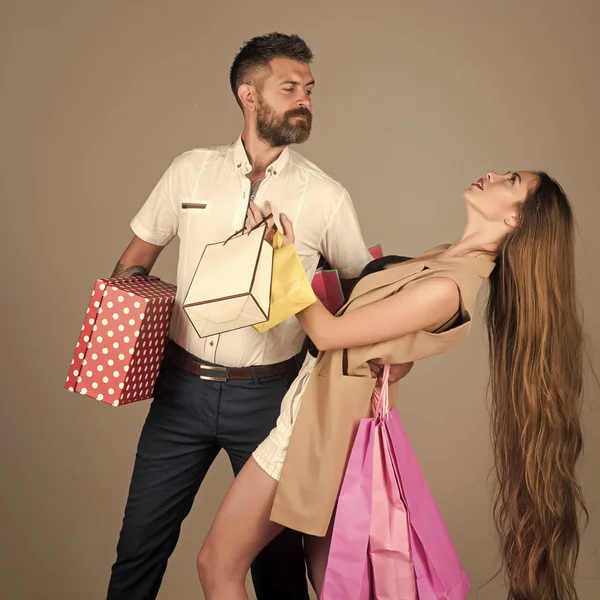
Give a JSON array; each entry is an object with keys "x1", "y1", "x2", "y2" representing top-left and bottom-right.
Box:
[{"x1": 233, "y1": 135, "x2": 290, "y2": 179}]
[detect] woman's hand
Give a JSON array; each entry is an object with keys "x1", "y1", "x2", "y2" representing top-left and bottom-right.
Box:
[
  {"x1": 245, "y1": 201, "x2": 295, "y2": 246},
  {"x1": 369, "y1": 361, "x2": 414, "y2": 383}
]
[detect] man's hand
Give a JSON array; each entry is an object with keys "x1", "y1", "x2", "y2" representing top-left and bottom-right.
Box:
[{"x1": 369, "y1": 361, "x2": 414, "y2": 383}]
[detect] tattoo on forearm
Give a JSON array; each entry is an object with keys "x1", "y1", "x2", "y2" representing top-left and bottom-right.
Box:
[{"x1": 111, "y1": 262, "x2": 149, "y2": 278}]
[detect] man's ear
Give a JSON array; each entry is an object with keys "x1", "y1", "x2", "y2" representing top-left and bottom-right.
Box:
[{"x1": 238, "y1": 84, "x2": 258, "y2": 113}]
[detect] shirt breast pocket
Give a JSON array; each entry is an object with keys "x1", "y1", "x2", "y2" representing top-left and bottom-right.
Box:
[{"x1": 179, "y1": 200, "x2": 211, "y2": 242}]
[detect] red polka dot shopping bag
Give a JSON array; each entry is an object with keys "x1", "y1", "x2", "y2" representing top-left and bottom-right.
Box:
[{"x1": 64, "y1": 276, "x2": 176, "y2": 406}]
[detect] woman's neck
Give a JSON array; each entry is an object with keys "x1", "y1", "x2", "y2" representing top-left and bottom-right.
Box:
[{"x1": 437, "y1": 218, "x2": 509, "y2": 260}]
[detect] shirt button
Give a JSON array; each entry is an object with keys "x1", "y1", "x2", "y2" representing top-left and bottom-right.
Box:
[{"x1": 210, "y1": 341, "x2": 214, "y2": 346}]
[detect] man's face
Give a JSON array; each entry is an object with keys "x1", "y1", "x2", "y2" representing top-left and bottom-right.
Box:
[{"x1": 255, "y1": 58, "x2": 314, "y2": 147}]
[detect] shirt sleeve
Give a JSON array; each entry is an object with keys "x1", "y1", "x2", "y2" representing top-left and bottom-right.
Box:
[
  {"x1": 320, "y1": 189, "x2": 373, "y2": 279},
  {"x1": 130, "y1": 158, "x2": 180, "y2": 246}
]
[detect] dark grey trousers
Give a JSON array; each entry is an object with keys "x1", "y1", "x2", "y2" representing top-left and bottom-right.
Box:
[{"x1": 106, "y1": 341, "x2": 309, "y2": 600}]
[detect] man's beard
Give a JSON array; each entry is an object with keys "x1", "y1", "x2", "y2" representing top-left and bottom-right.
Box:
[{"x1": 256, "y1": 97, "x2": 312, "y2": 147}]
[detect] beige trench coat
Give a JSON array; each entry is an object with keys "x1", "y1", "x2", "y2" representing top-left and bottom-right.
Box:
[{"x1": 270, "y1": 247, "x2": 495, "y2": 536}]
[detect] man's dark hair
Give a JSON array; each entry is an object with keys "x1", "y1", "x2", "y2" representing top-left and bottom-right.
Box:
[{"x1": 229, "y1": 32, "x2": 313, "y2": 108}]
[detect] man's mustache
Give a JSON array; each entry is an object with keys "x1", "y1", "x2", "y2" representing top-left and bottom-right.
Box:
[{"x1": 285, "y1": 107, "x2": 312, "y2": 122}]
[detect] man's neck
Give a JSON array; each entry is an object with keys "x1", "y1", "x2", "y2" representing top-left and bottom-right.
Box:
[{"x1": 240, "y1": 128, "x2": 285, "y2": 183}]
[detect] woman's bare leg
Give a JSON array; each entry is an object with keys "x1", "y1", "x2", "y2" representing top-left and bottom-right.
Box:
[
  {"x1": 197, "y1": 458, "x2": 284, "y2": 600},
  {"x1": 304, "y1": 519, "x2": 334, "y2": 598}
]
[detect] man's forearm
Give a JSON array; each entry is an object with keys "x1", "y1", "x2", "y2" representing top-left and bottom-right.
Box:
[
  {"x1": 111, "y1": 261, "x2": 150, "y2": 278},
  {"x1": 110, "y1": 236, "x2": 164, "y2": 279}
]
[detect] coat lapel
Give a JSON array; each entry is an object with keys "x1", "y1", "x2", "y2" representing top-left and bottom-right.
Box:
[
  {"x1": 340, "y1": 260, "x2": 427, "y2": 314},
  {"x1": 344, "y1": 250, "x2": 494, "y2": 314}
]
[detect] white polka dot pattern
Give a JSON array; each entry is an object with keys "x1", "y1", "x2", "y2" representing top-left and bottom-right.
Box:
[{"x1": 65, "y1": 276, "x2": 176, "y2": 407}]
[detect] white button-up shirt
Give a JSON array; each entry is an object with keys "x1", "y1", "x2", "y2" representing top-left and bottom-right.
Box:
[{"x1": 130, "y1": 137, "x2": 372, "y2": 367}]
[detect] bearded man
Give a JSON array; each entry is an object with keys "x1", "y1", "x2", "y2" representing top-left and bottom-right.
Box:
[{"x1": 106, "y1": 32, "x2": 381, "y2": 600}]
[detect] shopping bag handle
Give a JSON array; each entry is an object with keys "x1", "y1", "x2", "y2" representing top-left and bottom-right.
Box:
[
  {"x1": 372, "y1": 364, "x2": 390, "y2": 420},
  {"x1": 223, "y1": 213, "x2": 274, "y2": 245}
]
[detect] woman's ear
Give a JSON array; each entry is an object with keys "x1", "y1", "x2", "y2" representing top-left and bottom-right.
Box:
[{"x1": 504, "y1": 213, "x2": 518, "y2": 228}]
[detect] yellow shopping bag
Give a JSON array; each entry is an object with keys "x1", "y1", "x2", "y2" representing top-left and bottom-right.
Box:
[{"x1": 253, "y1": 231, "x2": 317, "y2": 333}]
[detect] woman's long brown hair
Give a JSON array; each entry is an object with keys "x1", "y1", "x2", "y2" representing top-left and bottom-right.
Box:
[{"x1": 485, "y1": 172, "x2": 587, "y2": 599}]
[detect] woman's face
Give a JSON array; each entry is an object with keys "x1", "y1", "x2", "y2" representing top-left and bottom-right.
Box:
[{"x1": 463, "y1": 171, "x2": 538, "y2": 226}]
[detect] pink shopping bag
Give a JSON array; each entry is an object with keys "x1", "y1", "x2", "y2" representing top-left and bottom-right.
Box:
[
  {"x1": 384, "y1": 407, "x2": 471, "y2": 600},
  {"x1": 368, "y1": 243, "x2": 383, "y2": 259},
  {"x1": 322, "y1": 363, "x2": 416, "y2": 600},
  {"x1": 312, "y1": 269, "x2": 345, "y2": 314},
  {"x1": 321, "y1": 418, "x2": 375, "y2": 599},
  {"x1": 369, "y1": 367, "x2": 418, "y2": 599},
  {"x1": 322, "y1": 364, "x2": 471, "y2": 600}
]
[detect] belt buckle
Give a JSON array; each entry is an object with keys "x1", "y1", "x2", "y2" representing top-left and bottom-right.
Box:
[{"x1": 199, "y1": 364, "x2": 228, "y2": 382}]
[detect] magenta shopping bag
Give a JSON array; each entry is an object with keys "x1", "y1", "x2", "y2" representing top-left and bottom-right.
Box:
[
  {"x1": 368, "y1": 243, "x2": 383, "y2": 259},
  {"x1": 384, "y1": 407, "x2": 471, "y2": 600},
  {"x1": 320, "y1": 418, "x2": 376, "y2": 600},
  {"x1": 322, "y1": 365, "x2": 417, "y2": 600},
  {"x1": 369, "y1": 369, "x2": 419, "y2": 600},
  {"x1": 322, "y1": 364, "x2": 470, "y2": 600},
  {"x1": 312, "y1": 269, "x2": 345, "y2": 314}
]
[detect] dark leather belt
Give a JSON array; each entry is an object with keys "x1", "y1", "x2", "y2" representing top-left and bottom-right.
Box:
[{"x1": 165, "y1": 342, "x2": 296, "y2": 382}]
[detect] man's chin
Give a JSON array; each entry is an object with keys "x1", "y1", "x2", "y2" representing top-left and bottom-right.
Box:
[
  {"x1": 290, "y1": 126, "x2": 312, "y2": 145},
  {"x1": 261, "y1": 124, "x2": 312, "y2": 147}
]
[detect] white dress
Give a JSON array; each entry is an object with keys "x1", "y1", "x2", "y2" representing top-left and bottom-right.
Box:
[{"x1": 253, "y1": 352, "x2": 317, "y2": 480}]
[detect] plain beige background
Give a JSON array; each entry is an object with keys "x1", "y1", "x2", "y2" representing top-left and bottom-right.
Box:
[{"x1": 1, "y1": 1, "x2": 599, "y2": 599}]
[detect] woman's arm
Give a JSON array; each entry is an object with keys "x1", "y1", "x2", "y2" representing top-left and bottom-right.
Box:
[
  {"x1": 243, "y1": 201, "x2": 460, "y2": 353},
  {"x1": 298, "y1": 276, "x2": 460, "y2": 352}
]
